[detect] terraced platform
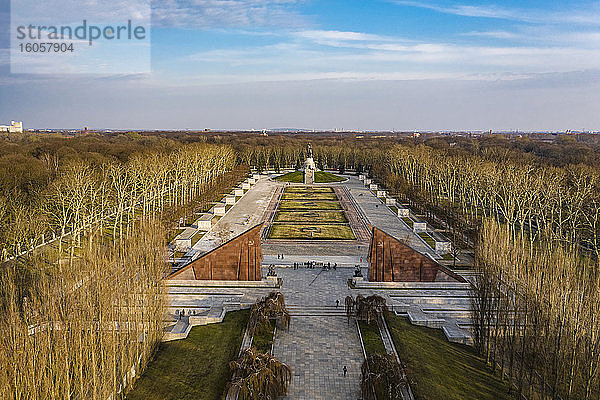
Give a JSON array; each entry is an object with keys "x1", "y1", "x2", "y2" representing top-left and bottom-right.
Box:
[{"x1": 268, "y1": 185, "x2": 357, "y2": 240}]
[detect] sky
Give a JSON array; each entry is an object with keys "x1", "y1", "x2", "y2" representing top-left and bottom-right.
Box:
[{"x1": 1, "y1": 0, "x2": 600, "y2": 131}]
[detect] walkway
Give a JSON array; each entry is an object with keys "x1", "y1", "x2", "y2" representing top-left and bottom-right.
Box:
[
  {"x1": 274, "y1": 316, "x2": 362, "y2": 400},
  {"x1": 272, "y1": 267, "x2": 364, "y2": 400}
]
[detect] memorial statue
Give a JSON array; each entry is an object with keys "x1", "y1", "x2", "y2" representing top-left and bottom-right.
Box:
[
  {"x1": 353, "y1": 265, "x2": 363, "y2": 277},
  {"x1": 303, "y1": 143, "x2": 316, "y2": 184}
]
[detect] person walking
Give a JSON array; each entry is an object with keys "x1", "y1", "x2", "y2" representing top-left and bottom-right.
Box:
[
  {"x1": 343, "y1": 366, "x2": 347, "y2": 377},
  {"x1": 335, "y1": 300, "x2": 339, "y2": 308}
]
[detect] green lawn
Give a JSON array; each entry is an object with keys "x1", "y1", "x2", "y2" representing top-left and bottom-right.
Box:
[
  {"x1": 127, "y1": 310, "x2": 249, "y2": 400},
  {"x1": 274, "y1": 211, "x2": 348, "y2": 223},
  {"x1": 174, "y1": 250, "x2": 188, "y2": 258},
  {"x1": 275, "y1": 171, "x2": 345, "y2": 183},
  {"x1": 285, "y1": 186, "x2": 334, "y2": 193},
  {"x1": 359, "y1": 321, "x2": 386, "y2": 356},
  {"x1": 274, "y1": 170, "x2": 304, "y2": 182},
  {"x1": 269, "y1": 224, "x2": 355, "y2": 240},
  {"x1": 386, "y1": 314, "x2": 514, "y2": 400},
  {"x1": 401, "y1": 217, "x2": 413, "y2": 228},
  {"x1": 417, "y1": 232, "x2": 436, "y2": 248},
  {"x1": 282, "y1": 192, "x2": 338, "y2": 201},
  {"x1": 190, "y1": 231, "x2": 205, "y2": 247},
  {"x1": 314, "y1": 171, "x2": 345, "y2": 183},
  {"x1": 278, "y1": 200, "x2": 342, "y2": 210}
]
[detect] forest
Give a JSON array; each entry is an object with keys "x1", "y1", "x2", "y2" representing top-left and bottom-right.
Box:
[
  {"x1": 1, "y1": 130, "x2": 599, "y2": 399},
  {"x1": 0, "y1": 133, "x2": 237, "y2": 398}
]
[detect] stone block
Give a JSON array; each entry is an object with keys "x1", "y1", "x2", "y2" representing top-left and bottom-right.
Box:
[
  {"x1": 386, "y1": 198, "x2": 396, "y2": 206},
  {"x1": 369, "y1": 183, "x2": 378, "y2": 191},
  {"x1": 214, "y1": 203, "x2": 226, "y2": 216},
  {"x1": 413, "y1": 222, "x2": 427, "y2": 232},
  {"x1": 397, "y1": 208, "x2": 409, "y2": 217},
  {"x1": 376, "y1": 190, "x2": 386, "y2": 198},
  {"x1": 174, "y1": 238, "x2": 191, "y2": 252},
  {"x1": 194, "y1": 213, "x2": 214, "y2": 231},
  {"x1": 225, "y1": 195, "x2": 236, "y2": 205},
  {"x1": 435, "y1": 241, "x2": 452, "y2": 254}
]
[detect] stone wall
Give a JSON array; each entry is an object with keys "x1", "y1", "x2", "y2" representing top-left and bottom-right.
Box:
[
  {"x1": 168, "y1": 223, "x2": 263, "y2": 281},
  {"x1": 368, "y1": 226, "x2": 465, "y2": 283}
]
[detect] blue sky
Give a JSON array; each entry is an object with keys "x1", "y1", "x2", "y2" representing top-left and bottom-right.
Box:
[{"x1": 1, "y1": 0, "x2": 600, "y2": 130}]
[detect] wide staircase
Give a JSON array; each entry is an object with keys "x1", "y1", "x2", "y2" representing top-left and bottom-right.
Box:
[{"x1": 286, "y1": 304, "x2": 347, "y2": 317}]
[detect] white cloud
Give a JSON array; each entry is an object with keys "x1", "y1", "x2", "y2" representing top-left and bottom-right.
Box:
[
  {"x1": 462, "y1": 31, "x2": 521, "y2": 40},
  {"x1": 391, "y1": 1, "x2": 600, "y2": 25},
  {"x1": 176, "y1": 32, "x2": 600, "y2": 86},
  {"x1": 152, "y1": 0, "x2": 306, "y2": 28},
  {"x1": 297, "y1": 30, "x2": 394, "y2": 42}
]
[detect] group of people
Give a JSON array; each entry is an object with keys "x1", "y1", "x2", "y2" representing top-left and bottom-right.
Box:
[
  {"x1": 292, "y1": 261, "x2": 337, "y2": 270},
  {"x1": 175, "y1": 309, "x2": 198, "y2": 319}
]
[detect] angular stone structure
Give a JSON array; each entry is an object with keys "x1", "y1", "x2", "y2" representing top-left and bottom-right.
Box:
[
  {"x1": 168, "y1": 223, "x2": 263, "y2": 281},
  {"x1": 368, "y1": 227, "x2": 465, "y2": 283}
]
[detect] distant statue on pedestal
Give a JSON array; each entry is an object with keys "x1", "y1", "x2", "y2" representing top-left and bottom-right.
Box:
[{"x1": 303, "y1": 143, "x2": 315, "y2": 184}]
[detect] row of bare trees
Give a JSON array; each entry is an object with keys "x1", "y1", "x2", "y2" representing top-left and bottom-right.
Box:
[
  {"x1": 3, "y1": 143, "x2": 236, "y2": 259},
  {"x1": 473, "y1": 220, "x2": 600, "y2": 400},
  {"x1": 236, "y1": 141, "x2": 387, "y2": 173},
  {"x1": 373, "y1": 144, "x2": 600, "y2": 398},
  {"x1": 0, "y1": 217, "x2": 168, "y2": 400},
  {"x1": 386, "y1": 144, "x2": 600, "y2": 257},
  {"x1": 0, "y1": 141, "x2": 238, "y2": 399}
]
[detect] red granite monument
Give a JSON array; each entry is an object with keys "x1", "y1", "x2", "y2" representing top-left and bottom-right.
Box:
[
  {"x1": 168, "y1": 223, "x2": 263, "y2": 281},
  {"x1": 368, "y1": 226, "x2": 465, "y2": 283}
]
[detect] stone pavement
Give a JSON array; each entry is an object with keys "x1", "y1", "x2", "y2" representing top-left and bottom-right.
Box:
[
  {"x1": 262, "y1": 240, "x2": 366, "y2": 257},
  {"x1": 263, "y1": 255, "x2": 368, "y2": 268},
  {"x1": 272, "y1": 267, "x2": 364, "y2": 400},
  {"x1": 274, "y1": 316, "x2": 363, "y2": 400}
]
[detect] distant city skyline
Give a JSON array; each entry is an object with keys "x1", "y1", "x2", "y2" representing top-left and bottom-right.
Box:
[{"x1": 1, "y1": 0, "x2": 600, "y2": 130}]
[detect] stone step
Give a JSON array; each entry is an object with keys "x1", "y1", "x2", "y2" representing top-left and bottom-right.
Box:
[
  {"x1": 170, "y1": 318, "x2": 190, "y2": 334},
  {"x1": 390, "y1": 297, "x2": 473, "y2": 307},
  {"x1": 406, "y1": 309, "x2": 446, "y2": 329},
  {"x1": 388, "y1": 292, "x2": 473, "y2": 298},
  {"x1": 286, "y1": 305, "x2": 348, "y2": 317},
  {"x1": 422, "y1": 309, "x2": 473, "y2": 319},
  {"x1": 443, "y1": 323, "x2": 474, "y2": 346}
]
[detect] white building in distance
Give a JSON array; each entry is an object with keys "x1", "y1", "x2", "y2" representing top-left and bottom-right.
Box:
[{"x1": 0, "y1": 121, "x2": 23, "y2": 133}]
